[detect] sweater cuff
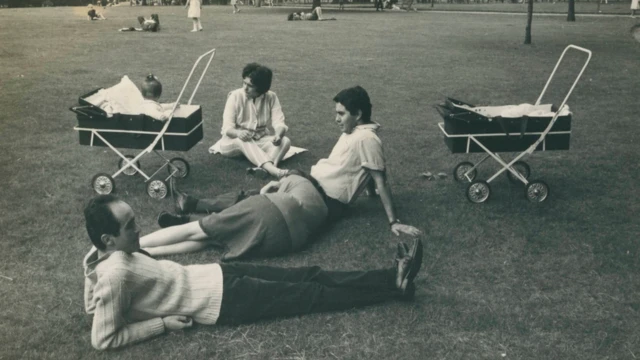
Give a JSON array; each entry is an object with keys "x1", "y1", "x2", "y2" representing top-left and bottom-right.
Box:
[{"x1": 148, "y1": 317, "x2": 166, "y2": 337}]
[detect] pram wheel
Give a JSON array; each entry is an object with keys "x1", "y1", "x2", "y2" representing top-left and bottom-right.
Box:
[
  {"x1": 525, "y1": 180, "x2": 549, "y2": 203},
  {"x1": 92, "y1": 173, "x2": 115, "y2": 195},
  {"x1": 506, "y1": 161, "x2": 530, "y2": 184},
  {"x1": 147, "y1": 179, "x2": 168, "y2": 199},
  {"x1": 118, "y1": 155, "x2": 140, "y2": 176},
  {"x1": 466, "y1": 180, "x2": 491, "y2": 203},
  {"x1": 453, "y1": 162, "x2": 477, "y2": 182},
  {"x1": 168, "y1": 157, "x2": 190, "y2": 179}
]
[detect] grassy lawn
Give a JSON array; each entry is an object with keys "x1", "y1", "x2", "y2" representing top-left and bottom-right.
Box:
[{"x1": 0, "y1": 4, "x2": 639, "y2": 359}]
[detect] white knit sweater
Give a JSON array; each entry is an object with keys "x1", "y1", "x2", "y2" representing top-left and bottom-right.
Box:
[{"x1": 83, "y1": 248, "x2": 224, "y2": 350}]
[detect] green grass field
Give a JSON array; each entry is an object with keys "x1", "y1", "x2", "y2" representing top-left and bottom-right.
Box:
[{"x1": 0, "y1": 4, "x2": 638, "y2": 359}]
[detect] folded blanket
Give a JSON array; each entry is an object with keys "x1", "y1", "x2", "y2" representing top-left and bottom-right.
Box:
[
  {"x1": 456, "y1": 103, "x2": 570, "y2": 118},
  {"x1": 84, "y1": 75, "x2": 145, "y2": 117}
]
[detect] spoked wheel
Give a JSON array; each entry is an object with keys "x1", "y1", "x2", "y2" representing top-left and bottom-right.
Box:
[
  {"x1": 146, "y1": 179, "x2": 168, "y2": 199},
  {"x1": 525, "y1": 180, "x2": 550, "y2": 203},
  {"x1": 118, "y1": 155, "x2": 140, "y2": 176},
  {"x1": 453, "y1": 161, "x2": 477, "y2": 182},
  {"x1": 92, "y1": 173, "x2": 115, "y2": 195},
  {"x1": 167, "y1": 157, "x2": 190, "y2": 179},
  {"x1": 466, "y1": 180, "x2": 491, "y2": 204},
  {"x1": 506, "y1": 161, "x2": 531, "y2": 184}
]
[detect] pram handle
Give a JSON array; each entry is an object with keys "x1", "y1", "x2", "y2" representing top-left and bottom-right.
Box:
[
  {"x1": 535, "y1": 44, "x2": 592, "y2": 108},
  {"x1": 146, "y1": 48, "x2": 216, "y2": 153}
]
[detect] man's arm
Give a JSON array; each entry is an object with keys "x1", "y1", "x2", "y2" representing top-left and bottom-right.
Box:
[{"x1": 369, "y1": 170, "x2": 422, "y2": 237}]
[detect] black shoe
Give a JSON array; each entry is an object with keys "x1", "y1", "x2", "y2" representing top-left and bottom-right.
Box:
[
  {"x1": 395, "y1": 239, "x2": 423, "y2": 294},
  {"x1": 157, "y1": 211, "x2": 190, "y2": 228},
  {"x1": 246, "y1": 167, "x2": 269, "y2": 179},
  {"x1": 170, "y1": 178, "x2": 193, "y2": 215}
]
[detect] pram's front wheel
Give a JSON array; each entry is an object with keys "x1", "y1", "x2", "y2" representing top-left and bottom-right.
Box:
[
  {"x1": 92, "y1": 173, "x2": 115, "y2": 195},
  {"x1": 507, "y1": 161, "x2": 531, "y2": 184},
  {"x1": 147, "y1": 179, "x2": 168, "y2": 199},
  {"x1": 168, "y1": 157, "x2": 190, "y2": 179},
  {"x1": 525, "y1": 180, "x2": 549, "y2": 203},
  {"x1": 454, "y1": 162, "x2": 477, "y2": 182},
  {"x1": 466, "y1": 180, "x2": 491, "y2": 203}
]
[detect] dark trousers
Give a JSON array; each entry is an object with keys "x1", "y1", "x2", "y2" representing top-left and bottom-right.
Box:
[
  {"x1": 375, "y1": 0, "x2": 384, "y2": 10},
  {"x1": 216, "y1": 263, "x2": 400, "y2": 325}
]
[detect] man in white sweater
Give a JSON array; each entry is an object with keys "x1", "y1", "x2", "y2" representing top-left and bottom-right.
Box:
[{"x1": 83, "y1": 195, "x2": 423, "y2": 350}]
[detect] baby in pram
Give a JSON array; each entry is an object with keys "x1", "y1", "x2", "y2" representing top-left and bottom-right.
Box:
[{"x1": 141, "y1": 74, "x2": 175, "y2": 122}]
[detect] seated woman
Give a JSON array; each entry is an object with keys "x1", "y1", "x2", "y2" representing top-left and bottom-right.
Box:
[
  {"x1": 210, "y1": 63, "x2": 292, "y2": 179},
  {"x1": 140, "y1": 74, "x2": 175, "y2": 122},
  {"x1": 287, "y1": 7, "x2": 336, "y2": 21},
  {"x1": 119, "y1": 14, "x2": 160, "y2": 32},
  {"x1": 87, "y1": 7, "x2": 106, "y2": 20},
  {"x1": 141, "y1": 171, "x2": 328, "y2": 261}
]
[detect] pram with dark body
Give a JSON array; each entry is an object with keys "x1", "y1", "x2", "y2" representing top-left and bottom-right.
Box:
[
  {"x1": 72, "y1": 49, "x2": 216, "y2": 199},
  {"x1": 437, "y1": 45, "x2": 591, "y2": 203}
]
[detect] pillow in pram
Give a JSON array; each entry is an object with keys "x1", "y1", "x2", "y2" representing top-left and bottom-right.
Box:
[
  {"x1": 459, "y1": 103, "x2": 570, "y2": 119},
  {"x1": 84, "y1": 75, "x2": 145, "y2": 117}
]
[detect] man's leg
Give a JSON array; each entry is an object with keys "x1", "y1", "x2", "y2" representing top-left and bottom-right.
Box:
[{"x1": 217, "y1": 265, "x2": 403, "y2": 325}]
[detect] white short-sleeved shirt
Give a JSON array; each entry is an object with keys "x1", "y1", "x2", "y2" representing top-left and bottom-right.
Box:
[
  {"x1": 141, "y1": 99, "x2": 170, "y2": 121},
  {"x1": 310, "y1": 123, "x2": 385, "y2": 204}
]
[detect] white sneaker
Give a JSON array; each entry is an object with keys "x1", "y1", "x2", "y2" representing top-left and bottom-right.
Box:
[{"x1": 191, "y1": 29, "x2": 198, "y2": 32}]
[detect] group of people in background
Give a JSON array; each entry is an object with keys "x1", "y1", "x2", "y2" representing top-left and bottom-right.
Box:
[{"x1": 82, "y1": 62, "x2": 426, "y2": 350}]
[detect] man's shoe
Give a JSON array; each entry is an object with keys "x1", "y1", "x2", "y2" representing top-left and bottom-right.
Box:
[
  {"x1": 395, "y1": 239, "x2": 424, "y2": 293},
  {"x1": 398, "y1": 281, "x2": 416, "y2": 301},
  {"x1": 170, "y1": 178, "x2": 193, "y2": 215},
  {"x1": 157, "y1": 211, "x2": 190, "y2": 228},
  {"x1": 246, "y1": 167, "x2": 269, "y2": 179}
]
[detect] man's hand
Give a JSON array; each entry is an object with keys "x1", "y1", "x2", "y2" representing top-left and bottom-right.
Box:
[
  {"x1": 391, "y1": 223, "x2": 422, "y2": 237},
  {"x1": 162, "y1": 316, "x2": 193, "y2": 331},
  {"x1": 260, "y1": 181, "x2": 281, "y2": 195},
  {"x1": 237, "y1": 130, "x2": 254, "y2": 142},
  {"x1": 272, "y1": 135, "x2": 282, "y2": 146}
]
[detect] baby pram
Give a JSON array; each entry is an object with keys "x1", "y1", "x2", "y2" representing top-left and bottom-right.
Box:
[
  {"x1": 72, "y1": 49, "x2": 216, "y2": 199},
  {"x1": 436, "y1": 45, "x2": 591, "y2": 203}
]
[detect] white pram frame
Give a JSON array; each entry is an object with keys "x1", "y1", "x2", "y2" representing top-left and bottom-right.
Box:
[
  {"x1": 73, "y1": 49, "x2": 216, "y2": 199},
  {"x1": 437, "y1": 45, "x2": 592, "y2": 203}
]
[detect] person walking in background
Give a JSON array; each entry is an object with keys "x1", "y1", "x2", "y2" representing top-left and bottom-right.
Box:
[
  {"x1": 231, "y1": 0, "x2": 241, "y2": 13},
  {"x1": 185, "y1": 0, "x2": 203, "y2": 32},
  {"x1": 632, "y1": 0, "x2": 639, "y2": 17}
]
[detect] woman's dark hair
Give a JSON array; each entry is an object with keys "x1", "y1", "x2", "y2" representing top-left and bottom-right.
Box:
[
  {"x1": 333, "y1": 86, "x2": 373, "y2": 123},
  {"x1": 241, "y1": 63, "x2": 273, "y2": 95},
  {"x1": 142, "y1": 74, "x2": 162, "y2": 99},
  {"x1": 84, "y1": 195, "x2": 121, "y2": 250}
]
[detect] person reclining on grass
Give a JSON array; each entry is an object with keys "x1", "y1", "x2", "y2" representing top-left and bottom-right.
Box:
[
  {"x1": 146, "y1": 170, "x2": 329, "y2": 260},
  {"x1": 83, "y1": 194, "x2": 424, "y2": 350},
  {"x1": 140, "y1": 74, "x2": 175, "y2": 122},
  {"x1": 164, "y1": 86, "x2": 422, "y2": 238},
  {"x1": 287, "y1": 7, "x2": 336, "y2": 21},
  {"x1": 88, "y1": 6, "x2": 106, "y2": 20},
  {"x1": 119, "y1": 14, "x2": 160, "y2": 32}
]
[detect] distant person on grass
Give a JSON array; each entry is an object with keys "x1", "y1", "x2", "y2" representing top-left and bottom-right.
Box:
[
  {"x1": 88, "y1": 6, "x2": 107, "y2": 20},
  {"x1": 82, "y1": 194, "x2": 424, "y2": 350},
  {"x1": 287, "y1": 7, "x2": 336, "y2": 21},
  {"x1": 185, "y1": 0, "x2": 203, "y2": 32},
  {"x1": 118, "y1": 14, "x2": 160, "y2": 32}
]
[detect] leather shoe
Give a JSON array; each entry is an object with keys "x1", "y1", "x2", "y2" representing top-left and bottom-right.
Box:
[
  {"x1": 246, "y1": 167, "x2": 269, "y2": 179},
  {"x1": 157, "y1": 211, "x2": 190, "y2": 228},
  {"x1": 170, "y1": 178, "x2": 192, "y2": 215},
  {"x1": 395, "y1": 238, "x2": 423, "y2": 294}
]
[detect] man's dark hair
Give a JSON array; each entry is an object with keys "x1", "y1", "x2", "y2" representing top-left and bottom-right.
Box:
[
  {"x1": 84, "y1": 195, "x2": 121, "y2": 250},
  {"x1": 333, "y1": 86, "x2": 372, "y2": 123},
  {"x1": 242, "y1": 63, "x2": 273, "y2": 95}
]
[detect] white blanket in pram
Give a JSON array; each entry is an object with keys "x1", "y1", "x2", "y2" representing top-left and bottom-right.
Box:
[
  {"x1": 457, "y1": 103, "x2": 571, "y2": 119},
  {"x1": 83, "y1": 75, "x2": 146, "y2": 117}
]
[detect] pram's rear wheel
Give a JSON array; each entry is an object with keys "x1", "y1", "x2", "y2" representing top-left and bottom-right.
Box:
[
  {"x1": 466, "y1": 180, "x2": 491, "y2": 203},
  {"x1": 147, "y1": 179, "x2": 168, "y2": 199},
  {"x1": 454, "y1": 162, "x2": 477, "y2": 182},
  {"x1": 92, "y1": 173, "x2": 115, "y2": 195},
  {"x1": 507, "y1": 161, "x2": 530, "y2": 184},
  {"x1": 118, "y1": 155, "x2": 140, "y2": 176},
  {"x1": 168, "y1": 157, "x2": 190, "y2": 179},
  {"x1": 525, "y1": 180, "x2": 549, "y2": 203}
]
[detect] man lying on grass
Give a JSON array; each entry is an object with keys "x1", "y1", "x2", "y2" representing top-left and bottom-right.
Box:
[{"x1": 83, "y1": 194, "x2": 424, "y2": 350}]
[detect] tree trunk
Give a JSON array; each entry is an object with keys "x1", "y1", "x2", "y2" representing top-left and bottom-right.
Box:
[
  {"x1": 567, "y1": 0, "x2": 576, "y2": 21},
  {"x1": 524, "y1": 0, "x2": 533, "y2": 44}
]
